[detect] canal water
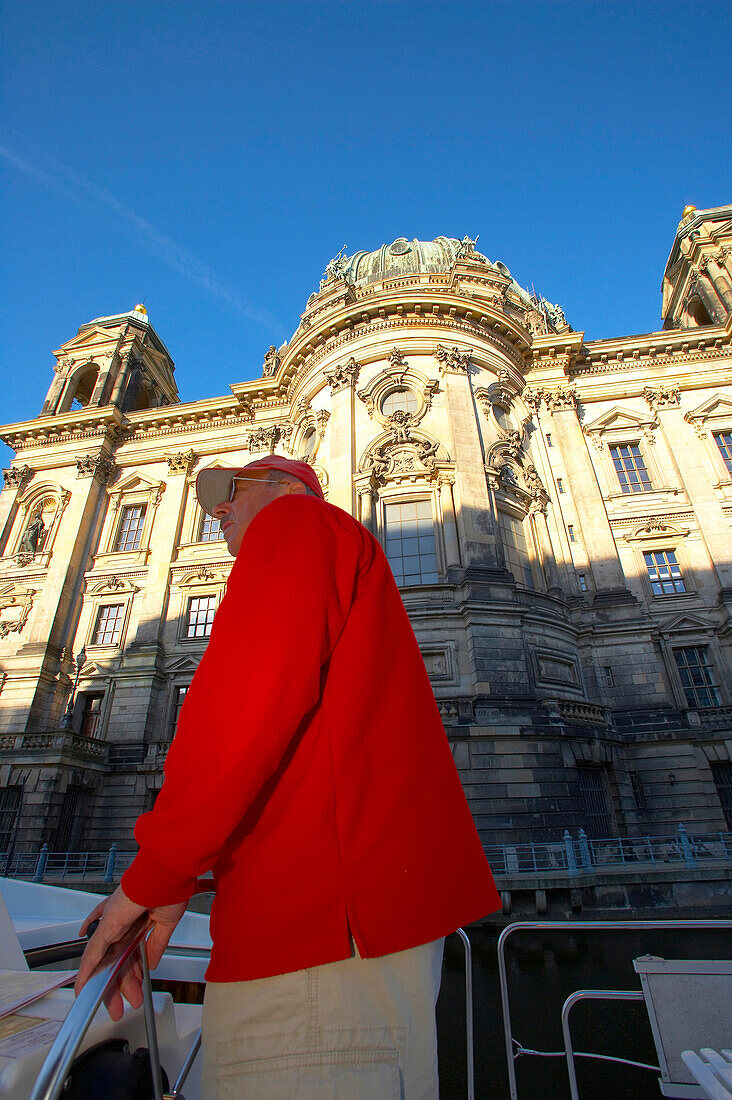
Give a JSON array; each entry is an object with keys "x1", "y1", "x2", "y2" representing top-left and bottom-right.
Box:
[{"x1": 436, "y1": 924, "x2": 732, "y2": 1100}]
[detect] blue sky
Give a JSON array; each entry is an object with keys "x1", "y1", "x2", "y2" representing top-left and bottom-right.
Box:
[{"x1": 2, "y1": 0, "x2": 730, "y2": 462}]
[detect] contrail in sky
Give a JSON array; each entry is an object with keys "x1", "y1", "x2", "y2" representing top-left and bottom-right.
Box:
[{"x1": 0, "y1": 143, "x2": 287, "y2": 339}]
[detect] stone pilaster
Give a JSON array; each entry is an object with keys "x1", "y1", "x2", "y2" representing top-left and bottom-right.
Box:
[
  {"x1": 537, "y1": 387, "x2": 630, "y2": 597},
  {"x1": 324, "y1": 358, "x2": 359, "y2": 514},
  {"x1": 644, "y1": 389, "x2": 732, "y2": 593},
  {"x1": 435, "y1": 345, "x2": 502, "y2": 572}
]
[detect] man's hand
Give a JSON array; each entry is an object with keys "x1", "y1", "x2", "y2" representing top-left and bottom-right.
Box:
[{"x1": 75, "y1": 886, "x2": 187, "y2": 1021}]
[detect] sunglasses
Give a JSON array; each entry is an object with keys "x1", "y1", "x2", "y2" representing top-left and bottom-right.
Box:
[{"x1": 228, "y1": 476, "x2": 294, "y2": 501}]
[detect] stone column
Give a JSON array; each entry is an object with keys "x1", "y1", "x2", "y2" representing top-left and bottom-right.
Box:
[
  {"x1": 0, "y1": 466, "x2": 32, "y2": 553},
  {"x1": 324, "y1": 358, "x2": 359, "y2": 515},
  {"x1": 645, "y1": 389, "x2": 732, "y2": 593},
  {"x1": 435, "y1": 345, "x2": 502, "y2": 572},
  {"x1": 533, "y1": 387, "x2": 630, "y2": 597}
]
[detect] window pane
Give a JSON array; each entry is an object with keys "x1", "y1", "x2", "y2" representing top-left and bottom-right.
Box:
[
  {"x1": 673, "y1": 646, "x2": 722, "y2": 708},
  {"x1": 93, "y1": 604, "x2": 124, "y2": 645},
  {"x1": 199, "y1": 514, "x2": 222, "y2": 542},
  {"x1": 187, "y1": 595, "x2": 217, "y2": 638},
  {"x1": 170, "y1": 685, "x2": 189, "y2": 736},
  {"x1": 643, "y1": 550, "x2": 686, "y2": 596},
  {"x1": 714, "y1": 431, "x2": 732, "y2": 475},
  {"x1": 384, "y1": 500, "x2": 438, "y2": 587},
  {"x1": 382, "y1": 389, "x2": 418, "y2": 416},
  {"x1": 610, "y1": 444, "x2": 651, "y2": 493},
  {"x1": 115, "y1": 504, "x2": 147, "y2": 551},
  {"x1": 499, "y1": 510, "x2": 534, "y2": 588}
]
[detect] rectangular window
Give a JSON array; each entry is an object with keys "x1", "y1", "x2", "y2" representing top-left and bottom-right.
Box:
[
  {"x1": 578, "y1": 573, "x2": 587, "y2": 591},
  {"x1": 557, "y1": 478, "x2": 564, "y2": 493},
  {"x1": 546, "y1": 434, "x2": 553, "y2": 447},
  {"x1": 604, "y1": 666, "x2": 614, "y2": 687},
  {"x1": 710, "y1": 762, "x2": 732, "y2": 830},
  {"x1": 115, "y1": 504, "x2": 147, "y2": 551},
  {"x1": 187, "y1": 595, "x2": 217, "y2": 638},
  {"x1": 577, "y1": 764, "x2": 614, "y2": 838},
  {"x1": 629, "y1": 771, "x2": 647, "y2": 812},
  {"x1": 643, "y1": 549, "x2": 686, "y2": 596},
  {"x1": 170, "y1": 684, "x2": 189, "y2": 735},
  {"x1": 53, "y1": 786, "x2": 91, "y2": 852},
  {"x1": 714, "y1": 431, "x2": 732, "y2": 475},
  {"x1": 673, "y1": 646, "x2": 722, "y2": 708},
  {"x1": 384, "y1": 500, "x2": 438, "y2": 586},
  {"x1": 80, "y1": 694, "x2": 104, "y2": 738},
  {"x1": 93, "y1": 604, "x2": 124, "y2": 645},
  {"x1": 198, "y1": 514, "x2": 222, "y2": 542},
  {"x1": 499, "y1": 511, "x2": 534, "y2": 588},
  {"x1": 568, "y1": 525, "x2": 576, "y2": 543},
  {"x1": 0, "y1": 786, "x2": 22, "y2": 854},
  {"x1": 610, "y1": 444, "x2": 652, "y2": 493}
]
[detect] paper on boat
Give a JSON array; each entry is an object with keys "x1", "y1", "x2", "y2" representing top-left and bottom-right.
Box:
[
  {"x1": 0, "y1": 970, "x2": 75, "y2": 1021},
  {"x1": 0, "y1": 1015, "x2": 62, "y2": 1058}
]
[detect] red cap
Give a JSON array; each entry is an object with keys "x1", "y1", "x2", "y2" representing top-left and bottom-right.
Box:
[{"x1": 196, "y1": 456, "x2": 324, "y2": 516}]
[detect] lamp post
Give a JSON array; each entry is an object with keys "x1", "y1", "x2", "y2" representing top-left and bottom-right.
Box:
[{"x1": 61, "y1": 646, "x2": 87, "y2": 729}]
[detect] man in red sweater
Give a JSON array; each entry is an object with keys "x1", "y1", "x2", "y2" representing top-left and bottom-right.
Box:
[{"x1": 76, "y1": 455, "x2": 499, "y2": 1098}]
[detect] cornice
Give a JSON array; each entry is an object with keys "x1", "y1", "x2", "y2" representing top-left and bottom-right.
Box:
[
  {"x1": 284, "y1": 314, "x2": 529, "y2": 399},
  {"x1": 570, "y1": 325, "x2": 731, "y2": 377},
  {"x1": 0, "y1": 406, "x2": 125, "y2": 452}
]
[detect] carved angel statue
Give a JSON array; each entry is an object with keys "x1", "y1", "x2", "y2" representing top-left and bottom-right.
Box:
[{"x1": 263, "y1": 346, "x2": 281, "y2": 377}]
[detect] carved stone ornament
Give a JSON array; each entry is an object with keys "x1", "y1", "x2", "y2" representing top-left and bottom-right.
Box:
[
  {"x1": 389, "y1": 348, "x2": 408, "y2": 369},
  {"x1": 325, "y1": 357, "x2": 360, "y2": 395},
  {"x1": 500, "y1": 428, "x2": 524, "y2": 459},
  {"x1": 262, "y1": 345, "x2": 281, "y2": 378},
  {"x1": 247, "y1": 425, "x2": 282, "y2": 454},
  {"x1": 521, "y1": 388, "x2": 542, "y2": 412},
  {"x1": 2, "y1": 465, "x2": 31, "y2": 491},
  {"x1": 643, "y1": 386, "x2": 680, "y2": 411},
  {"x1": 434, "y1": 344, "x2": 471, "y2": 375},
  {"x1": 76, "y1": 454, "x2": 115, "y2": 482},
  {"x1": 315, "y1": 409, "x2": 331, "y2": 433},
  {"x1": 455, "y1": 235, "x2": 486, "y2": 263},
  {"x1": 387, "y1": 410, "x2": 415, "y2": 443},
  {"x1": 100, "y1": 576, "x2": 126, "y2": 591},
  {"x1": 165, "y1": 450, "x2": 196, "y2": 475},
  {"x1": 366, "y1": 435, "x2": 440, "y2": 487},
  {"x1": 542, "y1": 387, "x2": 578, "y2": 413},
  {"x1": 0, "y1": 589, "x2": 35, "y2": 639},
  {"x1": 320, "y1": 245, "x2": 349, "y2": 287}
]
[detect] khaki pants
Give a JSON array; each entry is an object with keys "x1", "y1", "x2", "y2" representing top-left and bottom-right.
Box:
[{"x1": 201, "y1": 938, "x2": 445, "y2": 1099}]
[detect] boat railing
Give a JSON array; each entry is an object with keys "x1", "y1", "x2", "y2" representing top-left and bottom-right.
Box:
[
  {"x1": 6, "y1": 826, "x2": 730, "y2": 885},
  {"x1": 498, "y1": 918, "x2": 732, "y2": 1100},
  {"x1": 28, "y1": 924, "x2": 202, "y2": 1100}
]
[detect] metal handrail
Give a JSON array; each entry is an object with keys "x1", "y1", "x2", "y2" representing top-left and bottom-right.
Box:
[
  {"x1": 29, "y1": 924, "x2": 149, "y2": 1100},
  {"x1": 454, "y1": 928, "x2": 474, "y2": 1100},
  {"x1": 497, "y1": 918, "x2": 732, "y2": 1100},
  {"x1": 561, "y1": 989, "x2": 655, "y2": 1100}
]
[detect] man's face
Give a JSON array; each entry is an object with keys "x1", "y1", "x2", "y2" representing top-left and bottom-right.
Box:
[{"x1": 212, "y1": 471, "x2": 301, "y2": 556}]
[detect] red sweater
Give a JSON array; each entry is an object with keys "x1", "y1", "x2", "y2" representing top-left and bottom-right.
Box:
[{"x1": 122, "y1": 495, "x2": 500, "y2": 981}]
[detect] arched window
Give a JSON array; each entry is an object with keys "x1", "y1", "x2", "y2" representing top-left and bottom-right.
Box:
[
  {"x1": 687, "y1": 297, "x2": 712, "y2": 326},
  {"x1": 70, "y1": 367, "x2": 99, "y2": 409},
  {"x1": 299, "y1": 427, "x2": 317, "y2": 460}
]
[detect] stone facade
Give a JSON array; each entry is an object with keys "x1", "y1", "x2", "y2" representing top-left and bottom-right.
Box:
[{"x1": 1, "y1": 210, "x2": 731, "y2": 871}]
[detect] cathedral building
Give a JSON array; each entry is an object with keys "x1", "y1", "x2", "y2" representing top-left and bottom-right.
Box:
[{"x1": 1, "y1": 205, "x2": 731, "y2": 892}]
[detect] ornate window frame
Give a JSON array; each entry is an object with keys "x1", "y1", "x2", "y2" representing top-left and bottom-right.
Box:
[
  {"x1": 170, "y1": 565, "x2": 229, "y2": 645},
  {"x1": 623, "y1": 520, "x2": 695, "y2": 602},
  {"x1": 71, "y1": 660, "x2": 115, "y2": 740},
  {"x1": 657, "y1": 614, "x2": 728, "y2": 712},
  {"x1": 97, "y1": 472, "x2": 165, "y2": 566},
  {"x1": 583, "y1": 407, "x2": 671, "y2": 499},
  {"x1": 683, "y1": 394, "x2": 732, "y2": 488},
  {"x1": 289, "y1": 403, "x2": 330, "y2": 463},
  {"x1": 357, "y1": 361, "x2": 439, "y2": 432},
  {"x1": 82, "y1": 575, "x2": 139, "y2": 655}
]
